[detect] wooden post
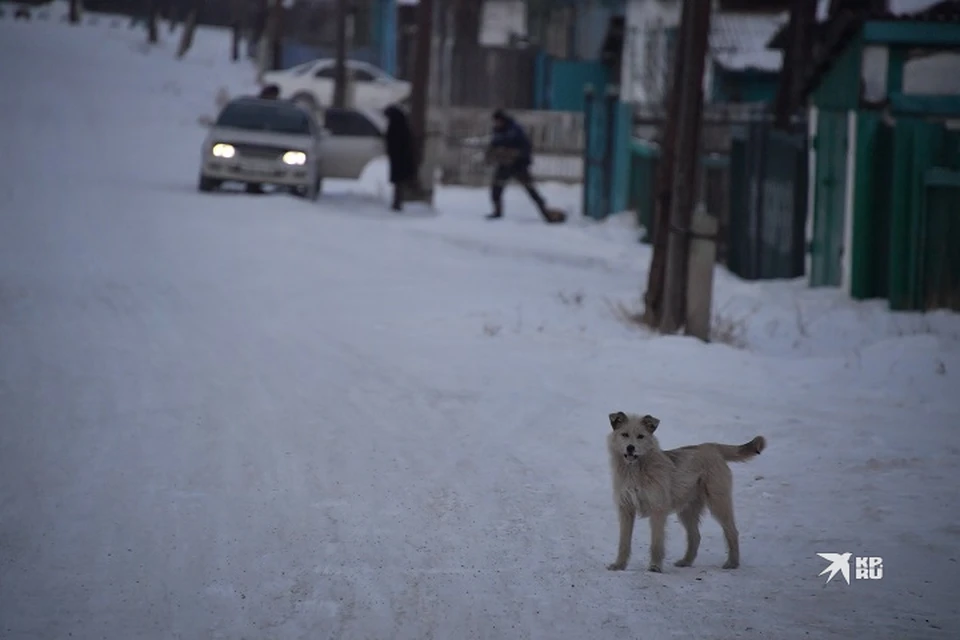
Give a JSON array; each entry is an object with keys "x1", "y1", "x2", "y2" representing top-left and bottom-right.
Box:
[
  {"x1": 333, "y1": 0, "x2": 349, "y2": 108},
  {"x1": 773, "y1": 0, "x2": 816, "y2": 130},
  {"x1": 642, "y1": 0, "x2": 690, "y2": 328},
  {"x1": 684, "y1": 205, "x2": 718, "y2": 342},
  {"x1": 660, "y1": 0, "x2": 711, "y2": 334},
  {"x1": 408, "y1": 0, "x2": 435, "y2": 198}
]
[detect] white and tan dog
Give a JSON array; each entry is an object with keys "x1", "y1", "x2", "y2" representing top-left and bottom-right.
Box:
[{"x1": 606, "y1": 411, "x2": 765, "y2": 573}]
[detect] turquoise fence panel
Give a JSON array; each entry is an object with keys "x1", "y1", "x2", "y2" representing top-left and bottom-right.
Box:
[
  {"x1": 376, "y1": 0, "x2": 397, "y2": 76},
  {"x1": 545, "y1": 59, "x2": 608, "y2": 112},
  {"x1": 610, "y1": 100, "x2": 632, "y2": 214},
  {"x1": 582, "y1": 87, "x2": 628, "y2": 219}
]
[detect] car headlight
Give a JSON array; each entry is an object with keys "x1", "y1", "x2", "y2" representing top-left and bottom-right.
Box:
[
  {"x1": 282, "y1": 151, "x2": 307, "y2": 166},
  {"x1": 211, "y1": 143, "x2": 235, "y2": 159}
]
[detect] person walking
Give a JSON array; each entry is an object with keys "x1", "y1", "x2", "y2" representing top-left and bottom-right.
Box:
[
  {"x1": 485, "y1": 109, "x2": 564, "y2": 223},
  {"x1": 383, "y1": 104, "x2": 417, "y2": 212}
]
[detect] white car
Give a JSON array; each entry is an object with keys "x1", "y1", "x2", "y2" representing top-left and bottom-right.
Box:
[
  {"x1": 261, "y1": 58, "x2": 411, "y2": 112},
  {"x1": 198, "y1": 97, "x2": 386, "y2": 197}
]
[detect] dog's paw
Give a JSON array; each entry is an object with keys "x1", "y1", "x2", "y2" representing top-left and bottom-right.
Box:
[
  {"x1": 607, "y1": 562, "x2": 627, "y2": 571},
  {"x1": 722, "y1": 560, "x2": 739, "y2": 570},
  {"x1": 648, "y1": 563, "x2": 663, "y2": 573},
  {"x1": 674, "y1": 558, "x2": 693, "y2": 567}
]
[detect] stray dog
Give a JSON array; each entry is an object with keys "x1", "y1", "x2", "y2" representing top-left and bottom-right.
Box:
[{"x1": 606, "y1": 411, "x2": 765, "y2": 573}]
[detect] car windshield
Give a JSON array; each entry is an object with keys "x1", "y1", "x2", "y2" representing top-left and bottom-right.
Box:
[{"x1": 215, "y1": 101, "x2": 311, "y2": 135}]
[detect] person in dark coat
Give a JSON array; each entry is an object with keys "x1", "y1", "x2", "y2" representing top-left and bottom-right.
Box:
[
  {"x1": 258, "y1": 84, "x2": 280, "y2": 100},
  {"x1": 383, "y1": 104, "x2": 417, "y2": 211},
  {"x1": 485, "y1": 109, "x2": 563, "y2": 223}
]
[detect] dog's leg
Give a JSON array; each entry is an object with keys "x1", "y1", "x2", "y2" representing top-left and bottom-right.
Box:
[
  {"x1": 648, "y1": 511, "x2": 668, "y2": 572},
  {"x1": 607, "y1": 504, "x2": 636, "y2": 570},
  {"x1": 674, "y1": 499, "x2": 704, "y2": 567},
  {"x1": 707, "y1": 491, "x2": 740, "y2": 569}
]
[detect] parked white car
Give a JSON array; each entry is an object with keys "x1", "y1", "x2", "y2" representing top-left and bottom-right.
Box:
[
  {"x1": 261, "y1": 59, "x2": 411, "y2": 111},
  {"x1": 198, "y1": 97, "x2": 386, "y2": 197}
]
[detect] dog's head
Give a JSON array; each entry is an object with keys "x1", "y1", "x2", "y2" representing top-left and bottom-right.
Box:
[{"x1": 607, "y1": 411, "x2": 660, "y2": 462}]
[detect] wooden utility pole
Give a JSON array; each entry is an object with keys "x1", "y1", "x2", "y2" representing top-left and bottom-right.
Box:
[
  {"x1": 333, "y1": 0, "x2": 349, "y2": 108},
  {"x1": 642, "y1": 0, "x2": 691, "y2": 328},
  {"x1": 772, "y1": 0, "x2": 817, "y2": 129},
  {"x1": 659, "y1": 0, "x2": 712, "y2": 334},
  {"x1": 408, "y1": 0, "x2": 435, "y2": 174}
]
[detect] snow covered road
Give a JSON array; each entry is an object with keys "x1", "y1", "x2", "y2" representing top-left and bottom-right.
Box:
[{"x1": 2, "y1": 14, "x2": 959, "y2": 640}]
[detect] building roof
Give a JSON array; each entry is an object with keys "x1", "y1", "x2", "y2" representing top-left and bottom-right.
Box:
[
  {"x1": 803, "y1": 0, "x2": 960, "y2": 96},
  {"x1": 711, "y1": 11, "x2": 790, "y2": 72}
]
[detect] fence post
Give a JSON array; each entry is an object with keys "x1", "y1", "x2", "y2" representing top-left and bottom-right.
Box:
[
  {"x1": 685, "y1": 204, "x2": 718, "y2": 342},
  {"x1": 750, "y1": 121, "x2": 769, "y2": 279},
  {"x1": 603, "y1": 85, "x2": 620, "y2": 218},
  {"x1": 582, "y1": 84, "x2": 595, "y2": 220}
]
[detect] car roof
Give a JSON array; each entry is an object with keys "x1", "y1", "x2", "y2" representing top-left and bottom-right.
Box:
[{"x1": 226, "y1": 96, "x2": 300, "y2": 109}]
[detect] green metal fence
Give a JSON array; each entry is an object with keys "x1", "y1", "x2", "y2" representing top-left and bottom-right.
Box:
[
  {"x1": 921, "y1": 169, "x2": 960, "y2": 311},
  {"x1": 885, "y1": 118, "x2": 960, "y2": 311}
]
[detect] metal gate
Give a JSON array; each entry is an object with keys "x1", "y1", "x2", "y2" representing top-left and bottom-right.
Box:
[
  {"x1": 582, "y1": 85, "x2": 619, "y2": 220},
  {"x1": 921, "y1": 168, "x2": 960, "y2": 311},
  {"x1": 728, "y1": 120, "x2": 808, "y2": 280}
]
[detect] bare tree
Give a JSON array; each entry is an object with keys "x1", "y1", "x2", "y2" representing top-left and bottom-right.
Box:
[
  {"x1": 230, "y1": 0, "x2": 246, "y2": 61},
  {"x1": 333, "y1": 0, "x2": 349, "y2": 108},
  {"x1": 147, "y1": 0, "x2": 160, "y2": 44},
  {"x1": 265, "y1": 0, "x2": 284, "y2": 73},
  {"x1": 176, "y1": 0, "x2": 204, "y2": 58},
  {"x1": 68, "y1": 0, "x2": 82, "y2": 25}
]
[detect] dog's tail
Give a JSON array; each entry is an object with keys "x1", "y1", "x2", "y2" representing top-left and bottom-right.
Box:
[{"x1": 717, "y1": 436, "x2": 766, "y2": 462}]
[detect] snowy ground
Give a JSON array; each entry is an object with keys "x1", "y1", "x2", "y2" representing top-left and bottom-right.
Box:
[{"x1": 1, "y1": 11, "x2": 960, "y2": 640}]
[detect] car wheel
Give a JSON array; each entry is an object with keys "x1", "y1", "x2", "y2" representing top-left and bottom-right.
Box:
[
  {"x1": 245, "y1": 182, "x2": 264, "y2": 195},
  {"x1": 198, "y1": 174, "x2": 220, "y2": 192},
  {"x1": 291, "y1": 92, "x2": 319, "y2": 112}
]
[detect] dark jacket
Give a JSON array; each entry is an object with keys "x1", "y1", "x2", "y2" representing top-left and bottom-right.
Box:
[
  {"x1": 383, "y1": 105, "x2": 417, "y2": 184},
  {"x1": 489, "y1": 115, "x2": 533, "y2": 169}
]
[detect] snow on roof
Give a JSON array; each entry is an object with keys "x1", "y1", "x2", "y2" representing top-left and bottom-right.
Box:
[
  {"x1": 889, "y1": 0, "x2": 947, "y2": 14},
  {"x1": 816, "y1": 0, "x2": 945, "y2": 19},
  {"x1": 710, "y1": 11, "x2": 790, "y2": 72}
]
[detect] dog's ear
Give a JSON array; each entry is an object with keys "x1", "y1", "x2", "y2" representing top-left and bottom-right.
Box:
[
  {"x1": 609, "y1": 412, "x2": 628, "y2": 430},
  {"x1": 641, "y1": 415, "x2": 660, "y2": 433}
]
